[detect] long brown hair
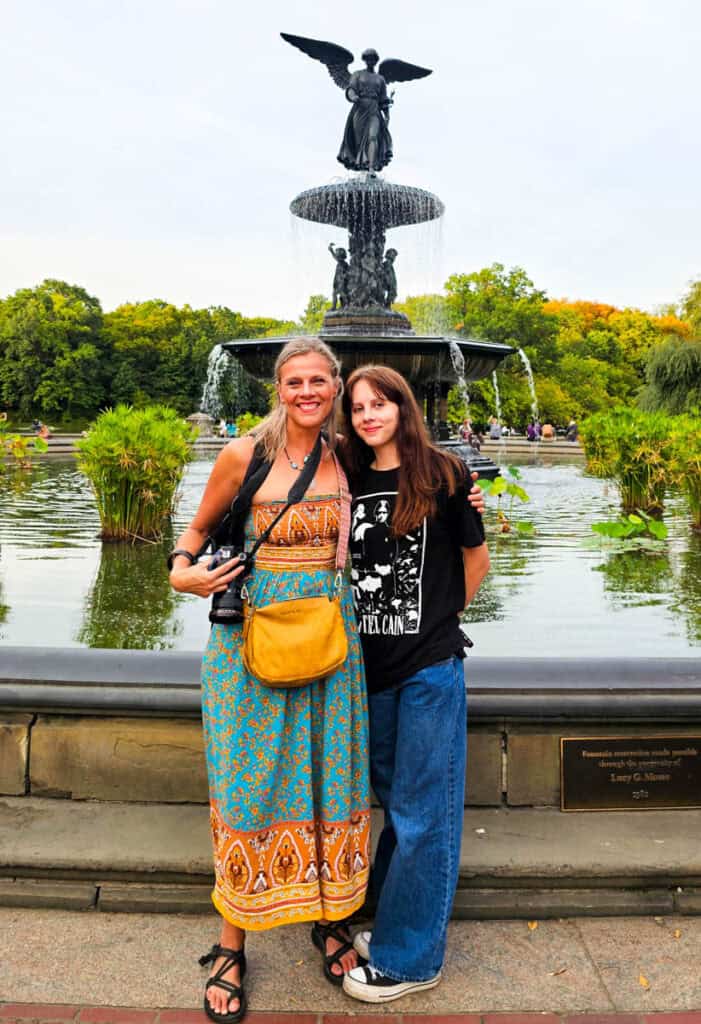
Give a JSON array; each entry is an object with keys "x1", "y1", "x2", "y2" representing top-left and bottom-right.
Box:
[{"x1": 341, "y1": 365, "x2": 467, "y2": 536}]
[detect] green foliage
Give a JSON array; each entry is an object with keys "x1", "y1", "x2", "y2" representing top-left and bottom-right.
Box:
[
  {"x1": 681, "y1": 278, "x2": 701, "y2": 336},
  {"x1": 0, "y1": 414, "x2": 48, "y2": 470},
  {"x1": 445, "y1": 264, "x2": 559, "y2": 369},
  {"x1": 476, "y1": 466, "x2": 534, "y2": 535},
  {"x1": 298, "y1": 294, "x2": 330, "y2": 334},
  {"x1": 639, "y1": 337, "x2": 701, "y2": 415},
  {"x1": 668, "y1": 415, "x2": 701, "y2": 531},
  {"x1": 0, "y1": 280, "x2": 106, "y2": 418},
  {"x1": 394, "y1": 294, "x2": 449, "y2": 334},
  {"x1": 591, "y1": 510, "x2": 668, "y2": 544},
  {"x1": 76, "y1": 405, "x2": 196, "y2": 541},
  {"x1": 235, "y1": 411, "x2": 265, "y2": 435},
  {"x1": 579, "y1": 407, "x2": 672, "y2": 513}
]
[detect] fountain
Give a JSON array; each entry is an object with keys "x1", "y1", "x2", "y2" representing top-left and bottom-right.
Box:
[{"x1": 221, "y1": 33, "x2": 515, "y2": 475}]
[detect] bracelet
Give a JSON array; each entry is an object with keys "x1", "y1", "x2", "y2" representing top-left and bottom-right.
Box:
[{"x1": 167, "y1": 548, "x2": 198, "y2": 573}]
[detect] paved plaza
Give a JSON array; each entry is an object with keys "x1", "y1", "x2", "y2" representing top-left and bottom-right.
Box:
[{"x1": 2, "y1": 909, "x2": 701, "y2": 1020}]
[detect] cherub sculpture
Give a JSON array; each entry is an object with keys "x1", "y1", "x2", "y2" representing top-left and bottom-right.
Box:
[
  {"x1": 281, "y1": 33, "x2": 432, "y2": 173},
  {"x1": 328, "y1": 242, "x2": 349, "y2": 310},
  {"x1": 382, "y1": 248, "x2": 398, "y2": 308}
]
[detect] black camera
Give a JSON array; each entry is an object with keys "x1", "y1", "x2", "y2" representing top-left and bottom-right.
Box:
[{"x1": 208, "y1": 546, "x2": 252, "y2": 624}]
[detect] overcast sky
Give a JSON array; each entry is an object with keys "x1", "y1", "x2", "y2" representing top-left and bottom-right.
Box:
[{"x1": 1, "y1": 0, "x2": 699, "y2": 320}]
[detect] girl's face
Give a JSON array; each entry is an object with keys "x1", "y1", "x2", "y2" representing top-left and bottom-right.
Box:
[
  {"x1": 277, "y1": 353, "x2": 338, "y2": 430},
  {"x1": 350, "y1": 378, "x2": 400, "y2": 450}
]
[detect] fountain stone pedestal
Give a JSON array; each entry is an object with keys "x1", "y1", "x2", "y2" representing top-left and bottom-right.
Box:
[{"x1": 223, "y1": 175, "x2": 514, "y2": 478}]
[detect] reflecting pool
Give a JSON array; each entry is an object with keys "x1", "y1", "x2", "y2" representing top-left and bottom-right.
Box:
[{"x1": 0, "y1": 456, "x2": 699, "y2": 656}]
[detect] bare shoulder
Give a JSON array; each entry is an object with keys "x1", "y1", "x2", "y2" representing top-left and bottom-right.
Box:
[
  {"x1": 206, "y1": 436, "x2": 257, "y2": 495},
  {"x1": 220, "y1": 436, "x2": 256, "y2": 471}
]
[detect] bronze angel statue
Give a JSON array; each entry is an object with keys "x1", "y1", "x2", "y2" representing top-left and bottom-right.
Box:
[{"x1": 281, "y1": 33, "x2": 432, "y2": 173}]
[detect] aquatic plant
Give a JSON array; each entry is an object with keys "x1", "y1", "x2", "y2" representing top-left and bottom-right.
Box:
[
  {"x1": 0, "y1": 414, "x2": 48, "y2": 470},
  {"x1": 579, "y1": 407, "x2": 672, "y2": 513},
  {"x1": 591, "y1": 511, "x2": 668, "y2": 544},
  {"x1": 76, "y1": 404, "x2": 197, "y2": 541},
  {"x1": 668, "y1": 415, "x2": 701, "y2": 531},
  {"x1": 476, "y1": 465, "x2": 534, "y2": 535}
]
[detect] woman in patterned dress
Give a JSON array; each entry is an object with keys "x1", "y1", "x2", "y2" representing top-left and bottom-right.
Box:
[{"x1": 169, "y1": 338, "x2": 370, "y2": 1022}]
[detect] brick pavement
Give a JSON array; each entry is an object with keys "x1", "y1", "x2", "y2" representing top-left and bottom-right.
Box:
[{"x1": 2, "y1": 1008, "x2": 701, "y2": 1024}]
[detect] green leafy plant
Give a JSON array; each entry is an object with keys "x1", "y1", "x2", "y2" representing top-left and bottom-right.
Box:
[
  {"x1": 76, "y1": 404, "x2": 197, "y2": 541},
  {"x1": 668, "y1": 415, "x2": 701, "y2": 532},
  {"x1": 579, "y1": 407, "x2": 672, "y2": 513},
  {"x1": 235, "y1": 411, "x2": 265, "y2": 435},
  {"x1": 591, "y1": 510, "x2": 668, "y2": 546},
  {"x1": 476, "y1": 465, "x2": 535, "y2": 535},
  {"x1": 0, "y1": 414, "x2": 49, "y2": 470}
]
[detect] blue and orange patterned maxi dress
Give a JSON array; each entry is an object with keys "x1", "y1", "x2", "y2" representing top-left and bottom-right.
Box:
[{"x1": 200, "y1": 494, "x2": 371, "y2": 930}]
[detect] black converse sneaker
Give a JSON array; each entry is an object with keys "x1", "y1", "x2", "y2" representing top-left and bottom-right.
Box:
[{"x1": 343, "y1": 964, "x2": 441, "y2": 1003}]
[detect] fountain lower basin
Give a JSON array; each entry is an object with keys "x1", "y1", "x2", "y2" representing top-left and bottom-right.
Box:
[{"x1": 222, "y1": 334, "x2": 514, "y2": 387}]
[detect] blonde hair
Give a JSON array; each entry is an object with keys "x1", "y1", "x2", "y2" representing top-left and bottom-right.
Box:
[{"x1": 250, "y1": 337, "x2": 343, "y2": 461}]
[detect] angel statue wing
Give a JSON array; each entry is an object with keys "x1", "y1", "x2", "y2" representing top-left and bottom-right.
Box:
[
  {"x1": 378, "y1": 59, "x2": 432, "y2": 84},
  {"x1": 280, "y1": 33, "x2": 354, "y2": 90}
]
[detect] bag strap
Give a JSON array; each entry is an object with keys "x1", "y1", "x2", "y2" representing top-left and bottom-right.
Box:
[{"x1": 332, "y1": 452, "x2": 351, "y2": 571}]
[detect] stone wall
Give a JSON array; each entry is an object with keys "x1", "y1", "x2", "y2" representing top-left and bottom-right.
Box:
[{"x1": 3, "y1": 712, "x2": 699, "y2": 808}]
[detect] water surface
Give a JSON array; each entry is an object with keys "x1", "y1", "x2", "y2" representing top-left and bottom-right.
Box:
[{"x1": 0, "y1": 456, "x2": 699, "y2": 657}]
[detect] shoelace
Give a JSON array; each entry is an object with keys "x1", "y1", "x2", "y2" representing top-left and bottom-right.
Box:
[{"x1": 366, "y1": 965, "x2": 382, "y2": 981}]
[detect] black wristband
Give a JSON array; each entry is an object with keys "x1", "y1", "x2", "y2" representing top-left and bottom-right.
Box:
[{"x1": 167, "y1": 548, "x2": 198, "y2": 573}]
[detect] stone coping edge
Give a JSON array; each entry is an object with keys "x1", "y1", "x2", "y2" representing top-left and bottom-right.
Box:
[{"x1": 0, "y1": 651, "x2": 700, "y2": 716}]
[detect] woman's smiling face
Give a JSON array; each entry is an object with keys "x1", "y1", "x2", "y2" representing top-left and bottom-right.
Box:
[{"x1": 277, "y1": 352, "x2": 338, "y2": 429}]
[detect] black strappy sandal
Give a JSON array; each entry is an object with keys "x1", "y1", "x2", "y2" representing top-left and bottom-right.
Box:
[
  {"x1": 310, "y1": 920, "x2": 363, "y2": 987},
  {"x1": 199, "y1": 944, "x2": 248, "y2": 1024}
]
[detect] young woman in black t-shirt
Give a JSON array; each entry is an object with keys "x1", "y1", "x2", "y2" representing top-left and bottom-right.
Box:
[{"x1": 340, "y1": 364, "x2": 490, "y2": 1004}]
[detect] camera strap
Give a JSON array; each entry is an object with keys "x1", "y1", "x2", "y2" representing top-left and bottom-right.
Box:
[{"x1": 245, "y1": 432, "x2": 324, "y2": 562}]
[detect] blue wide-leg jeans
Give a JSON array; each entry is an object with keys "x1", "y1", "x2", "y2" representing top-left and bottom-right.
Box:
[{"x1": 367, "y1": 655, "x2": 467, "y2": 981}]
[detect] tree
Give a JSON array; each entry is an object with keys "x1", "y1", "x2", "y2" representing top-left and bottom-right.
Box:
[
  {"x1": 394, "y1": 294, "x2": 448, "y2": 334},
  {"x1": 0, "y1": 280, "x2": 106, "y2": 419},
  {"x1": 681, "y1": 278, "x2": 701, "y2": 337},
  {"x1": 639, "y1": 337, "x2": 701, "y2": 415},
  {"x1": 298, "y1": 294, "x2": 330, "y2": 334},
  {"x1": 444, "y1": 264, "x2": 559, "y2": 371}
]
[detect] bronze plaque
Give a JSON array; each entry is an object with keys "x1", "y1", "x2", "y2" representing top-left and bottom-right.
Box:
[{"x1": 560, "y1": 736, "x2": 701, "y2": 811}]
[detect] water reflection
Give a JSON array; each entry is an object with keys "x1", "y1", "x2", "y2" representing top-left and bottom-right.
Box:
[
  {"x1": 671, "y1": 537, "x2": 701, "y2": 643},
  {"x1": 594, "y1": 550, "x2": 673, "y2": 608},
  {"x1": 464, "y1": 535, "x2": 532, "y2": 625},
  {"x1": 77, "y1": 538, "x2": 183, "y2": 650}
]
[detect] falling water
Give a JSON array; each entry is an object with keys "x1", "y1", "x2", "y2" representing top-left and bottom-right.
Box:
[
  {"x1": 517, "y1": 348, "x2": 539, "y2": 421},
  {"x1": 492, "y1": 370, "x2": 502, "y2": 424},
  {"x1": 448, "y1": 340, "x2": 470, "y2": 420},
  {"x1": 200, "y1": 344, "x2": 230, "y2": 419}
]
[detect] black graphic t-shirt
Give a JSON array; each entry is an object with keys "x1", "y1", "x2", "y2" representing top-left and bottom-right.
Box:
[{"x1": 349, "y1": 466, "x2": 485, "y2": 693}]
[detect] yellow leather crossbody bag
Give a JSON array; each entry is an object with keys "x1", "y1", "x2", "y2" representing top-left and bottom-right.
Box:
[{"x1": 241, "y1": 448, "x2": 351, "y2": 688}]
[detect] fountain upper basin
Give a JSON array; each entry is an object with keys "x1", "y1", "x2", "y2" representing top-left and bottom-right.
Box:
[
  {"x1": 222, "y1": 335, "x2": 514, "y2": 386},
  {"x1": 290, "y1": 178, "x2": 444, "y2": 229}
]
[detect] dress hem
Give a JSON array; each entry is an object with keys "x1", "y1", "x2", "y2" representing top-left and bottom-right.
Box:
[{"x1": 211, "y1": 887, "x2": 368, "y2": 931}]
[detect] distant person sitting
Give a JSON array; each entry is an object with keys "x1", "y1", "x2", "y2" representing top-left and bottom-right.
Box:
[
  {"x1": 541, "y1": 422, "x2": 555, "y2": 440},
  {"x1": 526, "y1": 420, "x2": 537, "y2": 442},
  {"x1": 38, "y1": 423, "x2": 51, "y2": 439},
  {"x1": 566, "y1": 418, "x2": 578, "y2": 442},
  {"x1": 458, "y1": 418, "x2": 472, "y2": 442},
  {"x1": 488, "y1": 417, "x2": 501, "y2": 440},
  {"x1": 225, "y1": 421, "x2": 238, "y2": 438}
]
